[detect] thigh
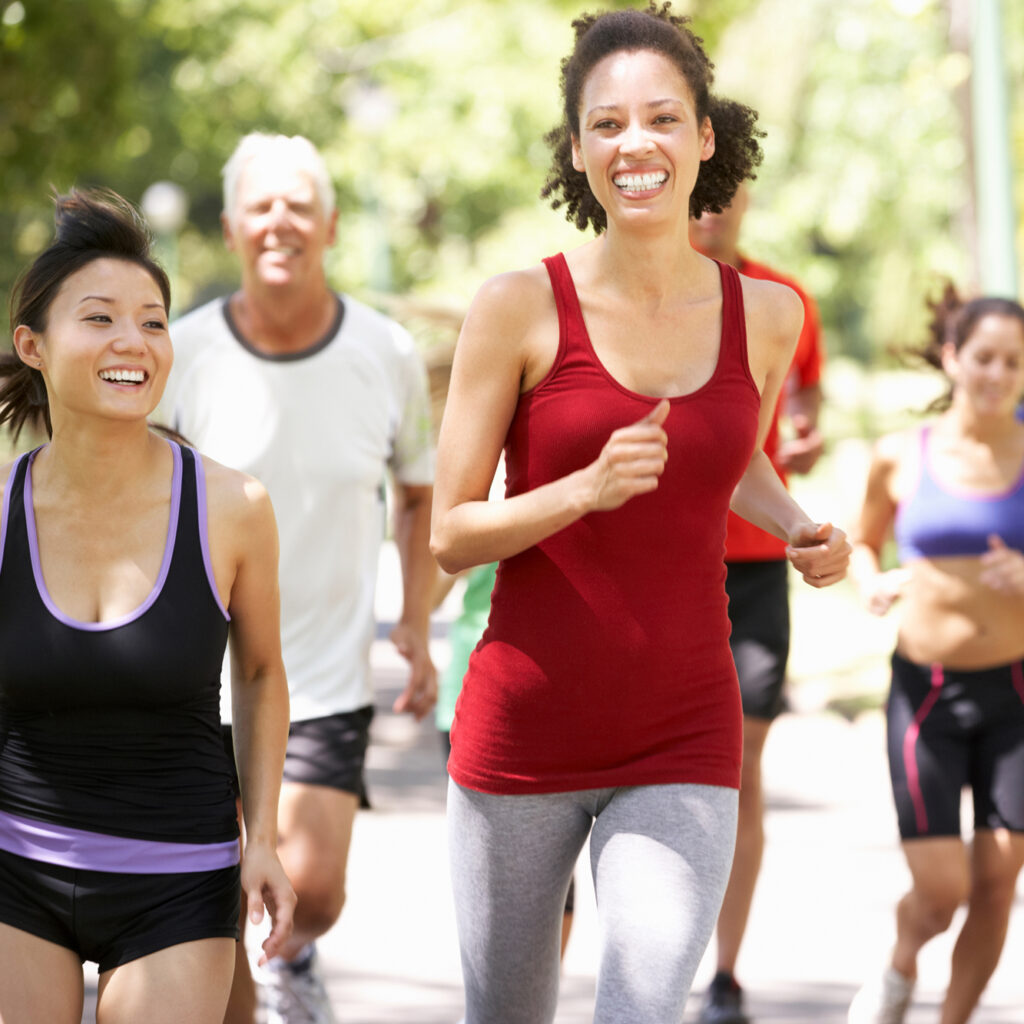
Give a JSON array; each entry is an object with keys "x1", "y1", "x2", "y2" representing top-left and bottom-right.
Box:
[
  {"x1": 725, "y1": 560, "x2": 791, "y2": 721},
  {"x1": 96, "y1": 936, "x2": 235, "y2": 1024},
  {"x1": 276, "y1": 781, "x2": 359, "y2": 890},
  {"x1": 447, "y1": 780, "x2": 589, "y2": 1024},
  {"x1": 971, "y1": 829, "x2": 1024, "y2": 892},
  {"x1": 589, "y1": 784, "x2": 738, "y2": 1024},
  {"x1": 968, "y1": 663, "x2": 1024, "y2": 833},
  {"x1": 887, "y1": 653, "x2": 967, "y2": 839},
  {"x1": 0, "y1": 921, "x2": 84, "y2": 1024}
]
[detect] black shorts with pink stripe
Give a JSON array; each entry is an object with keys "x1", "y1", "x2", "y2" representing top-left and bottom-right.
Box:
[{"x1": 886, "y1": 651, "x2": 1024, "y2": 840}]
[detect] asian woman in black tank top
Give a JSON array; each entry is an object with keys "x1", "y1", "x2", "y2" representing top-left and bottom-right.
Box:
[
  {"x1": 430, "y1": 5, "x2": 851, "y2": 1022},
  {"x1": 0, "y1": 190, "x2": 295, "y2": 1024}
]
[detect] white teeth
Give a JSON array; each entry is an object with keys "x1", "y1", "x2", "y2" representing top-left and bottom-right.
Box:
[
  {"x1": 99, "y1": 369, "x2": 145, "y2": 384},
  {"x1": 614, "y1": 172, "x2": 668, "y2": 192}
]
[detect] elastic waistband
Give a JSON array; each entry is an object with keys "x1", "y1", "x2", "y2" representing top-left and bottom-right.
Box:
[{"x1": 0, "y1": 809, "x2": 240, "y2": 874}]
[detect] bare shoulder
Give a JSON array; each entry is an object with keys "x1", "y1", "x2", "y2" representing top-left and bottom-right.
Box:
[
  {"x1": 463, "y1": 264, "x2": 555, "y2": 338},
  {"x1": 741, "y1": 275, "x2": 805, "y2": 345},
  {"x1": 200, "y1": 453, "x2": 276, "y2": 537},
  {"x1": 873, "y1": 427, "x2": 918, "y2": 472},
  {"x1": 458, "y1": 263, "x2": 558, "y2": 390}
]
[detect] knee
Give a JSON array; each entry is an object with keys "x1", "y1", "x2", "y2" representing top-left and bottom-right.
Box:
[
  {"x1": 292, "y1": 874, "x2": 346, "y2": 935},
  {"x1": 968, "y1": 871, "x2": 1018, "y2": 919},
  {"x1": 905, "y1": 879, "x2": 964, "y2": 934}
]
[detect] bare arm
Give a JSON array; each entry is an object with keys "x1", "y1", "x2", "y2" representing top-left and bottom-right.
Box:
[
  {"x1": 731, "y1": 279, "x2": 849, "y2": 586},
  {"x1": 390, "y1": 481, "x2": 439, "y2": 720},
  {"x1": 208, "y1": 462, "x2": 295, "y2": 964},
  {"x1": 430, "y1": 269, "x2": 670, "y2": 574},
  {"x1": 850, "y1": 434, "x2": 910, "y2": 614},
  {"x1": 776, "y1": 381, "x2": 824, "y2": 474}
]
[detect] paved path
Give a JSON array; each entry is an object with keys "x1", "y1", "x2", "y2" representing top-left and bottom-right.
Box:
[{"x1": 80, "y1": 544, "x2": 1024, "y2": 1022}]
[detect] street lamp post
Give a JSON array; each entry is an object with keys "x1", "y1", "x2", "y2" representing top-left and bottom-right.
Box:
[{"x1": 141, "y1": 181, "x2": 189, "y2": 314}]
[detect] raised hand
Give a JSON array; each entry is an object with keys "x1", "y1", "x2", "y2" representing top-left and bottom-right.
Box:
[{"x1": 586, "y1": 399, "x2": 670, "y2": 512}]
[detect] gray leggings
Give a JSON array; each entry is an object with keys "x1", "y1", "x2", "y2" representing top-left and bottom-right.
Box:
[{"x1": 448, "y1": 780, "x2": 738, "y2": 1024}]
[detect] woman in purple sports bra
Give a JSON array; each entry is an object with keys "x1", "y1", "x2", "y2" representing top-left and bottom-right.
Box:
[
  {"x1": 849, "y1": 284, "x2": 1024, "y2": 1024},
  {"x1": 0, "y1": 189, "x2": 294, "y2": 1023}
]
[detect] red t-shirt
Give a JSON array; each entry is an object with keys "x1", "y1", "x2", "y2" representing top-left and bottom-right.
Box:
[
  {"x1": 724, "y1": 256, "x2": 824, "y2": 561},
  {"x1": 448, "y1": 255, "x2": 760, "y2": 795}
]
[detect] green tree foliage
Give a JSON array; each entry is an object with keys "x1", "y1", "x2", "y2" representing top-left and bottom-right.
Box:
[{"x1": 0, "y1": 0, "x2": 1020, "y2": 368}]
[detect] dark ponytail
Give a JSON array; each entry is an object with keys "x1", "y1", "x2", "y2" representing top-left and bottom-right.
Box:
[{"x1": 906, "y1": 281, "x2": 1024, "y2": 412}]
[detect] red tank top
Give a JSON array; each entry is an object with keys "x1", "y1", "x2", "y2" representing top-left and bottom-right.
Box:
[{"x1": 448, "y1": 254, "x2": 761, "y2": 794}]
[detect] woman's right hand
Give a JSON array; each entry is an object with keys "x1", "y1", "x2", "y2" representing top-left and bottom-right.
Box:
[
  {"x1": 861, "y1": 567, "x2": 911, "y2": 616},
  {"x1": 585, "y1": 399, "x2": 670, "y2": 511}
]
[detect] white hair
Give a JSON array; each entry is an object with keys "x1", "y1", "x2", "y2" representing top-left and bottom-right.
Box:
[{"x1": 221, "y1": 133, "x2": 336, "y2": 221}]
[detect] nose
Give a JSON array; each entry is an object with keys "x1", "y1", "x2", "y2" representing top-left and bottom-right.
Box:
[
  {"x1": 112, "y1": 321, "x2": 148, "y2": 354},
  {"x1": 620, "y1": 119, "x2": 654, "y2": 156},
  {"x1": 267, "y1": 197, "x2": 292, "y2": 229}
]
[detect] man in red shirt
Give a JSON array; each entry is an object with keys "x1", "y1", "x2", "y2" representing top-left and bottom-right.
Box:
[{"x1": 691, "y1": 185, "x2": 826, "y2": 1024}]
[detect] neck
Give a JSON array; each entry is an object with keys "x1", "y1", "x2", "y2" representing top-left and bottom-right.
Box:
[
  {"x1": 945, "y1": 400, "x2": 1021, "y2": 444},
  {"x1": 231, "y1": 277, "x2": 337, "y2": 355},
  {"x1": 34, "y1": 418, "x2": 162, "y2": 500},
  {"x1": 592, "y1": 225, "x2": 711, "y2": 304}
]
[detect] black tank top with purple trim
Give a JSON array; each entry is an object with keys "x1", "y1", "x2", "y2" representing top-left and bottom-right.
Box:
[{"x1": 0, "y1": 441, "x2": 237, "y2": 844}]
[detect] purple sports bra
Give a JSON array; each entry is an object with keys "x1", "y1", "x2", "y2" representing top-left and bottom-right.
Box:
[{"x1": 895, "y1": 427, "x2": 1024, "y2": 562}]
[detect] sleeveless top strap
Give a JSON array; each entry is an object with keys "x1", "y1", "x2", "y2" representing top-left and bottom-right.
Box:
[
  {"x1": 717, "y1": 260, "x2": 756, "y2": 390},
  {"x1": 543, "y1": 253, "x2": 588, "y2": 357}
]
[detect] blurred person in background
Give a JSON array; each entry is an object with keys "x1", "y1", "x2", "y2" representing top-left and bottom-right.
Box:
[
  {"x1": 158, "y1": 133, "x2": 437, "y2": 1024},
  {"x1": 848, "y1": 285, "x2": 1024, "y2": 1024},
  {"x1": 689, "y1": 183, "x2": 826, "y2": 1024},
  {"x1": 430, "y1": 4, "x2": 850, "y2": 1021},
  {"x1": 0, "y1": 189, "x2": 294, "y2": 1024}
]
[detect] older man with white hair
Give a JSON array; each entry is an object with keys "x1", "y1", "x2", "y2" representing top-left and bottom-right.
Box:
[{"x1": 159, "y1": 132, "x2": 437, "y2": 1024}]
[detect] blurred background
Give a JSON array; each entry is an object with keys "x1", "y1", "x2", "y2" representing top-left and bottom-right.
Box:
[
  {"x1": 2, "y1": 0, "x2": 1021, "y2": 376},
  {"x1": 2, "y1": 0, "x2": 1022, "y2": 619}
]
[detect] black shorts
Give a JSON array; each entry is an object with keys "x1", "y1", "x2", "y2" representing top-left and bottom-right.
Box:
[
  {"x1": 725, "y1": 560, "x2": 791, "y2": 721},
  {"x1": 222, "y1": 706, "x2": 374, "y2": 803},
  {"x1": 887, "y1": 651, "x2": 1024, "y2": 840},
  {"x1": 0, "y1": 848, "x2": 239, "y2": 973}
]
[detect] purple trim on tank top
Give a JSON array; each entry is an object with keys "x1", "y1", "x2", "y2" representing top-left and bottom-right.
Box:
[
  {"x1": 0, "y1": 808, "x2": 239, "y2": 873},
  {"x1": 1012, "y1": 662, "x2": 1024, "y2": 704},
  {"x1": 903, "y1": 662, "x2": 944, "y2": 834},
  {"x1": 0, "y1": 455, "x2": 21, "y2": 576},
  {"x1": 193, "y1": 451, "x2": 230, "y2": 622},
  {"x1": 919, "y1": 426, "x2": 1024, "y2": 500},
  {"x1": 24, "y1": 441, "x2": 182, "y2": 631}
]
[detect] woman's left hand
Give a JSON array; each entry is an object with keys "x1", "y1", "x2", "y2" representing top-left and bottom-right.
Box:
[
  {"x1": 786, "y1": 521, "x2": 851, "y2": 587},
  {"x1": 979, "y1": 534, "x2": 1024, "y2": 596},
  {"x1": 241, "y1": 841, "x2": 297, "y2": 966}
]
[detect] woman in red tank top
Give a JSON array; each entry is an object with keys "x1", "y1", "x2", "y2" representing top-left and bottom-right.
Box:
[{"x1": 431, "y1": 6, "x2": 850, "y2": 1022}]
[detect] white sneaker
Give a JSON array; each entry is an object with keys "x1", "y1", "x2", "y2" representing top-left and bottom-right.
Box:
[
  {"x1": 259, "y1": 947, "x2": 337, "y2": 1024},
  {"x1": 848, "y1": 967, "x2": 915, "y2": 1024}
]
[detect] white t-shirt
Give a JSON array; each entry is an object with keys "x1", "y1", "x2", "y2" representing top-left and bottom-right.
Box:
[{"x1": 160, "y1": 294, "x2": 435, "y2": 721}]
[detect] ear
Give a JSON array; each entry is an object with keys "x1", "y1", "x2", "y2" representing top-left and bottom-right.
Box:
[
  {"x1": 939, "y1": 340, "x2": 959, "y2": 378},
  {"x1": 571, "y1": 134, "x2": 585, "y2": 174},
  {"x1": 221, "y1": 211, "x2": 236, "y2": 252},
  {"x1": 700, "y1": 117, "x2": 715, "y2": 162},
  {"x1": 12, "y1": 325, "x2": 44, "y2": 370},
  {"x1": 325, "y1": 207, "x2": 339, "y2": 248}
]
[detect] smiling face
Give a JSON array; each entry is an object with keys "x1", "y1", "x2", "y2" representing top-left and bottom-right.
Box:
[
  {"x1": 13, "y1": 257, "x2": 171, "y2": 429},
  {"x1": 571, "y1": 48, "x2": 714, "y2": 230},
  {"x1": 944, "y1": 313, "x2": 1024, "y2": 418},
  {"x1": 224, "y1": 155, "x2": 337, "y2": 293}
]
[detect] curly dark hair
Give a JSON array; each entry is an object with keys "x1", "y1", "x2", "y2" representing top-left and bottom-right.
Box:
[
  {"x1": 1, "y1": 188, "x2": 170, "y2": 440},
  {"x1": 908, "y1": 280, "x2": 1024, "y2": 411},
  {"x1": 540, "y1": 1, "x2": 763, "y2": 233}
]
